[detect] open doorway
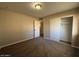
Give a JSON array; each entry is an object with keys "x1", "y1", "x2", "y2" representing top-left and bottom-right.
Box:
[
  {"x1": 60, "y1": 16, "x2": 73, "y2": 45},
  {"x1": 33, "y1": 18, "x2": 44, "y2": 39},
  {"x1": 33, "y1": 19, "x2": 40, "y2": 38},
  {"x1": 40, "y1": 20, "x2": 44, "y2": 38}
]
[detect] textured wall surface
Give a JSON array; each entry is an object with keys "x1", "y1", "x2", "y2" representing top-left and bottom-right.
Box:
[
  {"x1": 43, "y1": 8, "x2": 79, "y2": 48},
  {"x1": 0, "y1": 10, "x2": 37, "y2": 48}
]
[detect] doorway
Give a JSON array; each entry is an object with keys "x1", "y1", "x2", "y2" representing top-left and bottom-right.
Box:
[
  {"x1": 40, "y1": 20, "x2": 44, "y2": 38},
  {"x1": 60, "y1": 16, "x2": 73, "y2": 45},
  {"x1": 33, "y1": 19, "x2": 44, "y2": 39},
  {"x1": 33, "y1": 19, "x2": 40, "y2": 38}
]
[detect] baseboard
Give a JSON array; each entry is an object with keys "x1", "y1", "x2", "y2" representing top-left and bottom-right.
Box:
[
  {"x1": 59, "y1": 41, "x2": 79, "y2": 49},
  {"x1": 60, "y1": 40, "x2": 71, "y2": 45},
  {"x1": 71, "y1": 45, "x2": 79, "y2": 49},
  {"x1": 0, "y1": 38, "x2": 33, "y2": 49}
]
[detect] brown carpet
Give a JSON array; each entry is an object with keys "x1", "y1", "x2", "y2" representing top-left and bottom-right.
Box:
[{"x1": 0, "y1": 38, "x2": 79, "y2": 57}]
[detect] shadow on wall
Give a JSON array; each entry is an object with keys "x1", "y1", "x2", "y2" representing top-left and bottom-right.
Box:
[
  {"x1": 70, "y1": 35, "x2": 79, "y2": 56},
  {"x1": 72, "y1": 34, "x2": 79, "y2": 47}
]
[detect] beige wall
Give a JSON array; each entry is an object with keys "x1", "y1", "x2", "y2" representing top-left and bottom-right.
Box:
[
  {"x1": 43, "y1": 8, "x2": 79, "y2": 48},
  {"x1": 0, "y1": 10, "x2": 37, "y2": 48}
]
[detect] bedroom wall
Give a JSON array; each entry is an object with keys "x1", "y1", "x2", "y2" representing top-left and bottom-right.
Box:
[
  {"x1": 43, "y1": 8, "x2": 79, "y2": 48},
  {"x1": 43, "y1": 17, "x2": 50, "y2": 39},
  {"x1": 0, "y1": 10, "x2": 37, "y2": 48}
]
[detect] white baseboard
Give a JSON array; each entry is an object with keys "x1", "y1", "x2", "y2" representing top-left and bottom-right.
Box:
[
  {"x1": 71, "y1": 45, "x2": 79, "y2": 49},
  {"x1": 0, "y1": 38, "x2": 33, "y2": 49},
  {"x1": 53, "y1": 40, "x2": 79, "y2": 49}
]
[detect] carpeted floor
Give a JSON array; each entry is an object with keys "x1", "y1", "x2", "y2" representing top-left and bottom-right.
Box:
[{"x1": 0, "y1": 38, "x2": 79, "y2": 57}]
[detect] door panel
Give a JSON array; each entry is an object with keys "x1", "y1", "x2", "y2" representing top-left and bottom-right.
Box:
[{"x1": 34, "y1": 20, "x2": 40, "y2": 38}]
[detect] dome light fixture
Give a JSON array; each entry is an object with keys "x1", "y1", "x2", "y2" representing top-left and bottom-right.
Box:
[{"x1": 35, "y1": 4, "x2": 41, "y2": 10}]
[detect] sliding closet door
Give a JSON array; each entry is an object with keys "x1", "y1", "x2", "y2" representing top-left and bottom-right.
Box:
[{"x1": 60, "y1": 16, "x2": 73, "y2": 44}]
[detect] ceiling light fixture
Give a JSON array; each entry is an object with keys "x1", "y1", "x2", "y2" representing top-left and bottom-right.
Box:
[{"x1": 35, "y1": 4, "x2": 41, "y2": 10}]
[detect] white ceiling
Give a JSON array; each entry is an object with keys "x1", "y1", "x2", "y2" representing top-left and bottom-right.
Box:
[{"x1": 0, "y1": 2, "x2": 79, "y2": 18}]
